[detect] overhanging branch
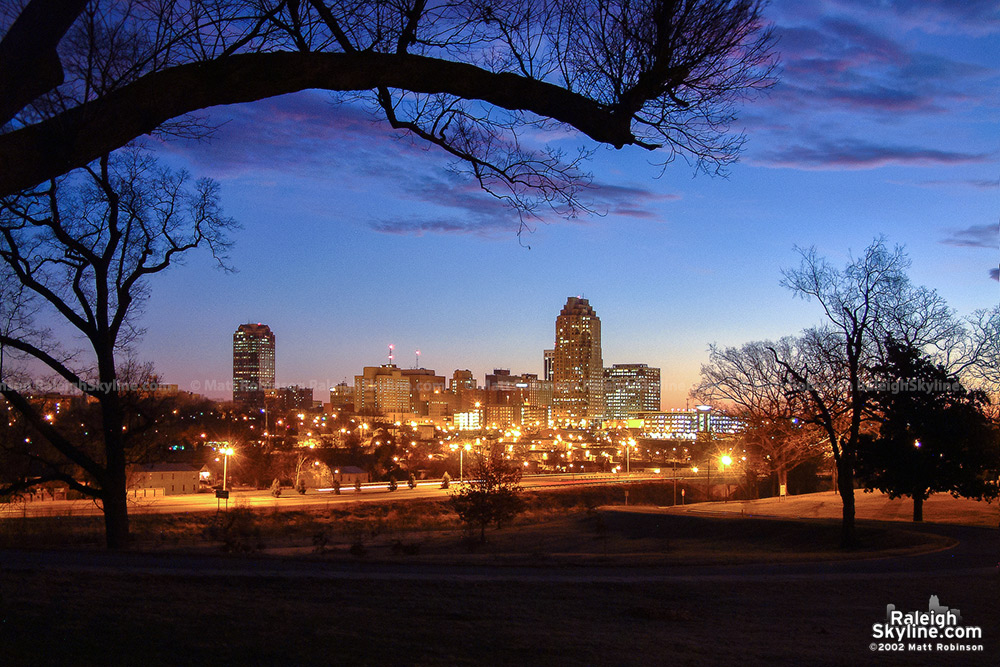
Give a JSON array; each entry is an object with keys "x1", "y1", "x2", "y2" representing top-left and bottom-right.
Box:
[{"x1": 0, "y1": 51, "x2": 647, "y2": 196}]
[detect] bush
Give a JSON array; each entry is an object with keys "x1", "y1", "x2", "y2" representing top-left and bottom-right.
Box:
[
  {"x1": 355, "y1": 478, "x2": 362, "y2": 493},
  {"x1": 270, "y1": 478, "x2": 282, "y2": 497},
  {"x1": 407, "y1": 472, "x2": 416, "y2": 490},
  {"x1": 441, "y1": 472, "x2": 450, "y2": 489},
  {"x1": 296, "y1": 478, "x2": 306, "y2": 495},
  {"x1": 209, "y1": 500, "x2": 263, "y2": 554},
  {"x1": 387, "y1": 475, "x2": 398, "y2": 492},
  {"x1": 333, "y1": 479, "x2": 341, "y2": 495}
]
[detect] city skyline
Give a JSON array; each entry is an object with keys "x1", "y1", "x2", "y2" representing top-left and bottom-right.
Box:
[{"x1": 131, "y1": 0, "x2": 997, "y2": 409}]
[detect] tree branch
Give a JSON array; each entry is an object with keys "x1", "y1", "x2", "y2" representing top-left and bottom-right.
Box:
[{"x1": 0, "y1": 51, "x2": 643, "y2": 196}]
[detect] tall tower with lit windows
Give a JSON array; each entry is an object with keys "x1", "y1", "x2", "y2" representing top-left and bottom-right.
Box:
[
  {"x1": 232, "y1": 323, "x2": 275, "y2": 405},
  {"x1": 552, "y1": 297, "x2": 603, "y2": 425}
]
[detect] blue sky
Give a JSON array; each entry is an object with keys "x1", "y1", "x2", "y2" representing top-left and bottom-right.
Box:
[{"x1": 138, "y1": 0, "x2": 999, "y2": 408}]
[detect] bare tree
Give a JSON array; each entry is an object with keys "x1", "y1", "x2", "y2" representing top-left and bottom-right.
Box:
[
  {"x1": 694, "y1": 339, "x2": 826, "y2": 492},
  {"x1": 938, "y1": 305, "x2": 1000, "y2": 396},
  {"x1": 769, "y1": 238, "x2": 959, "y2": 546},
  {"x1": 0, "y1": 0, "x2": 777, "y2": 207},
  {"x1": 0, "y1": 147, "x2": 235, "y2": 548}
]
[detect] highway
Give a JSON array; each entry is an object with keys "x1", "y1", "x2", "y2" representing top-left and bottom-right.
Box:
[{"x1": 1, "y1": 471, "x2": 703, "y2": 518}]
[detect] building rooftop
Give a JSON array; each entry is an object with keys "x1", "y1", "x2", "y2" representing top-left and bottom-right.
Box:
[
  {"x1": 131, "y1": 463, "x2": 200, "y2": 473},
  {"x1": 559, "y1": 296, "x2": 597, "y2": 317}
]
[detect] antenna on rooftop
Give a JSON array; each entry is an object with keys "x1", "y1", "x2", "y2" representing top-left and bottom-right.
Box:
[
  {"x1": 388, "y1": 343, "x2": 395, "y2": 366},
  {"x1": 415, "y1": 349, "x2": 421, "y2": 369}
]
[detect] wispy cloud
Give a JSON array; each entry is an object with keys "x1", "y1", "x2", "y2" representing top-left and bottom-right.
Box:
[
  {"x1": 158, "y1": 92, "x2": 428, "y2": 179},
  {"x1": 940, "y1": 223, "x2": 999, "y2": 249},
  {"x1": 753, "y1": 140, "x2": 990, "y2": 169},
  {"x1": 370, "y1": 216, "x2": 518, "y2": 237},
  {"x1": 821, "y1": 0, "x2": 1000, "y2": 37},
  {"x1": 913, "y1": 177, "x2": 1000, "y2": 189},
  {"x1": 367, "y1": 172, "x2": 681, "y2": 236},
  {"x1": 587, "y1": 182, "x2": 681, "y2": 219}
]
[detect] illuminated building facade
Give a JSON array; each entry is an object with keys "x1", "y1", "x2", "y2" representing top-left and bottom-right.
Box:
[
  {"x1": 552, "y1": 297, "x2": 604, "y2": 424},
  {"x1": 354, "y1": 365, "x2": 446, "y2": 417},
  {"x1": 635, "y1": 407, "x2": 743, "y2": 440},
  {"x1": 604, "y1": 364, "x2": 661, "y2": 420},
  {"x1": 543, "y1": 349, "x2": 555, "y2": 381},
  {"x1": 232, "y1": 323, "x2": 275, "y2": 405},
  {"x1": 450, "y1": 369, "x2": 476, "y2": 393}
]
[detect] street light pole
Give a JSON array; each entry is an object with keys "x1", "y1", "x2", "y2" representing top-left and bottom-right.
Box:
[
  {"x1": 720, "y1": 454, "x2": 732, "y2": 503},
  {"x1": 219, "y1": 446, "x2": 235, "y2": 491}
]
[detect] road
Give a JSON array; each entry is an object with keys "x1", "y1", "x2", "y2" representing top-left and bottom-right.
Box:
[{"x1": 1, "y1": 472, "x2": 677, "y2": 518}]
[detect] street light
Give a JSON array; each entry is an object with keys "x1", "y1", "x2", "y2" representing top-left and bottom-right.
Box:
[
  {"x1": 720, "y1": 454, "x2": 733, "y2": 502},
  {"x1": 221, "y1": 446, "x2": 235, "y2": 491},
  {"x1": 461, "y1": 443, "x2": 471, "y2": 481}
]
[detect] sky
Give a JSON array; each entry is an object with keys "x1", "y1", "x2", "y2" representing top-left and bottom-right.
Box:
[{"x1": 136, "y1": 0, "x2": 999, "y2": 409}]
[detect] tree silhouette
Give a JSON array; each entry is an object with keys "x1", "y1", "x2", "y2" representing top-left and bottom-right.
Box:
[
  {"x1": 449, "y1": 442, "x2": 525, "y2": 542},
  {"x1": 0, "y1": 0, "x2": 777, "y2": 202},
  {"x1": 857, "y1": 340, "x2": 1000, "y2": 522},
  {"x1": 768, "y1": 238, "x2": 959, "y2": 546},
  {"x1": 0, "y1": 148, "x2": 234, "y2": 548}
]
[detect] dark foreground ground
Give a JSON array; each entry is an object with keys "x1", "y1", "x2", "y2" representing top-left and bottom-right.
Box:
[{"x1": 1, "y1": 503, "x2": 998, "y2": 666}]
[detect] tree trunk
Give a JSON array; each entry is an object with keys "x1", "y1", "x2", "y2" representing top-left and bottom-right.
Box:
[
  {"x1": 913, "y1": 492, "x2": 924, "y2": 523},
  {"x1": 102, "y1": 477, "x2": 130, "y2": 549},
  {"x1": 836, "y1": 456, "x2": 856, "y2": 547}
]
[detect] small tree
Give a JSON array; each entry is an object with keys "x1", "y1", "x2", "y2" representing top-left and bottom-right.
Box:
[
  {"x1": 857, "y1": 340, "x2": 1000, "y2": 521},
  {"x1": 333, "y1": 479, "x2": 341, "y2": 495},
  {"x1": 296, "y1": 478, "x2": 306, "y2": 495},
  {"x1": 407, "y1": 472, "x2": 417, "y2": 490},
  {"x1": 387, "y1": 474, "x2": 398, "y2": 492},
  {"x1": 441, "y1": 472, "x2": 450, "y2": 489},
  {"x1": 270, "y1": 478, "x2": 282, "y2": 498},
  {"x1": 354, "y1": 478, "x2": 362, "y2": 493},
  {"x1": 450, "y1": 444, "x2": 526, "y2": 542}
]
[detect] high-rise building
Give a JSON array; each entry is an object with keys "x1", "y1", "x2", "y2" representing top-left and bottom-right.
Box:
[
  {"x1": 604, "y1": 364, "x2": 661, "y2": 420},
  {"x1": 232, "y1": 323, "x2": 275, "y2": 405},
  {"x1": 552, "y1": 297, "x2": 603, "y2": 425},
  {"x1": 543, "y1": 349, "x2": 555, "y2": 382}
]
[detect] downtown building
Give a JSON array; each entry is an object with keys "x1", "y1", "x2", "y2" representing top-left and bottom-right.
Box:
[
  {"x1": 232, "y1": 323, "x2": 275, "y2": 406},
  {"x1": 604, "y1": 363, "x2": 661, "y2": 420},
  {"x1": 353, "y1": 365, "x2": 447, "y2": 420},
  {"x1": 552, "y1": 297, "x2": 604, "y2": 426},
  {"x1": 633, "y1": 407, "x2": 743, "y2": 440}
]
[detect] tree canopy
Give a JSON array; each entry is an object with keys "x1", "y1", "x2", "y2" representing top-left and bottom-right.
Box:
[
  {"x1": 857, "y1": 340, "x2": 999, "y2": 522},
  {"x1": 0, "y1": 0, "x2": 777, "y2": 208}
]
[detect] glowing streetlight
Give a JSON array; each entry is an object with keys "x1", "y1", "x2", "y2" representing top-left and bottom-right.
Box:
[
  {"x1": 221, "y1": 446, "x2": 235, "y2": 491},
  {"x1": 720, "y1": 454, "x2": 733, "y2": 503}
]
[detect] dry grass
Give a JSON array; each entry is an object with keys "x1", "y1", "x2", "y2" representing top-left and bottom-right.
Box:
[
  {"x1": 2, "y1": 488, "x2": 997, "y2": 665},
  {"x1": 696, "y1": 491, "x2": 1000, "y2": 528},
  {"x1": 3, "y1": 567, "x2": 997, "y2": 666}
]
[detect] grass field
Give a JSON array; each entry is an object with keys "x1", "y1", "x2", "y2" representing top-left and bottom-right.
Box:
[
  {"x1": 692, "y1": 490, "x2": 1000, "y2": 528},
  {"x1": 2, "y1": 488, "x2": 997, "y2": 665}
]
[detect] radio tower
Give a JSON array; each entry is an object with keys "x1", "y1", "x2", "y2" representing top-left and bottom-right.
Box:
[
  {"x1": 388, "y1": 343, "x2": 395, "y2": 366},
  {"x1": 415, "y1": 349, "x2": 421, "y2": 369}
]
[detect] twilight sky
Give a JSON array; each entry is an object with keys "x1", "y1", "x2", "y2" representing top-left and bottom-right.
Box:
[{"x1": 138, "y1": 0, "x2": 999, "y2": 409}]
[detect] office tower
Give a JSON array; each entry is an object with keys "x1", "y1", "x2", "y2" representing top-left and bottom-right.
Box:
[
  {"x1": 604, "y1": 363, "x2": 661, "y2": 420},
  {"x1": 552, "y1": 297, "x2": 603, "y2": 424},
  {"x1": 232, "y1": 323, "x2": 275, "y2": 405}
]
